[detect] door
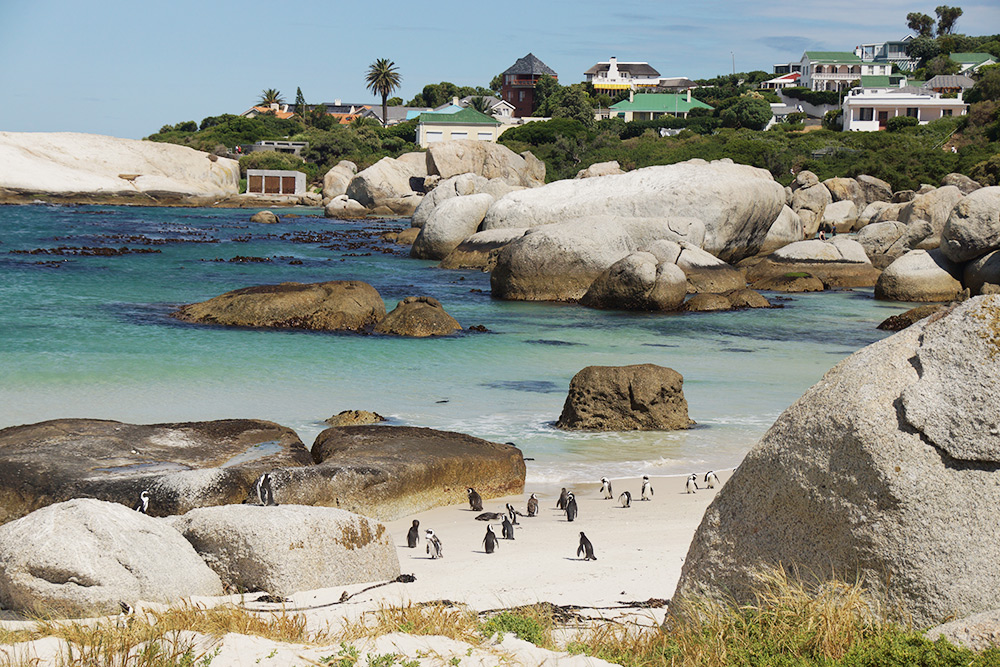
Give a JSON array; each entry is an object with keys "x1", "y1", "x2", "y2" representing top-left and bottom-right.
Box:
[{"x1": 878, "y1": 111, "x2": 889, "y2": 129}]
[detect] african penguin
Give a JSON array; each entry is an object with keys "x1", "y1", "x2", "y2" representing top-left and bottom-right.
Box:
[
  {"x1": 133, "y1": 490, "x2": 149, "y2": 514},
  {"x1": 426, "y1": 529, "x2": 443, "y2": 559},
  {"x1": 705, "y1": 470, "x2": 719, "y2": 489},
  {"x1": 641, "y1": 475, "x2": 654, "y2": 501},
  {"x1": 501, "y1": 515, "x2": 515, "y2": 540},
  {"x1": 577, "y1": 532, "x2": 597, "y2": 560},
  {"x1": 505, "y1": 502, "x2": 519, "y2": 524},
  {"x1": 467, "y1": 487, "x2": 483, "y2": 511},
  {"x1": 255, "y1": 472, "x2": 278, "y2": 506},
  {"x1": 686, "y1": 473, "x2": 700, "y2": 494},
  {"x1": 526, "y1": 493, "x2": 539, "y2": 517},
  {"x1": 556, "y1": 487, "x2": 569, "y2": 510},
  {"x1": 483, "y1": 525, "x2": 499, "y2": 554},
  {"x1": 475, "y1": 511, "x2": 505, "y2": 521},
  {"x1": 565, "y1": 492, "x2": 578, "y2": 522},
  {"x1": 407, "y1": 519, "x2": 420, "y2": 548},
  {"x1": 600, "y1": 477, "x2": 613, "y2": 499},
  {"x1": 619, "y1": 490, "x2": 632, "y2": 508}
]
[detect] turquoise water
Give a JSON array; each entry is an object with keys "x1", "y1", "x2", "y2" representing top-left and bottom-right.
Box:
[{"x1": 0, "y1": 204, "x2": 911, "y2": 485}]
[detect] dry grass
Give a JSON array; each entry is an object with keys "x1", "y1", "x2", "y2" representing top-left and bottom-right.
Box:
[{"x1": 338, "y1": 602, "x2": 480, "y2": 644}]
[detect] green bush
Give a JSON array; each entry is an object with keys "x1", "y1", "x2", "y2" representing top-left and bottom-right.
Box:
[
  {"x1": 886, "y1": 115, "x2": 920, "y2": 132},
  {"x1": 479, "y1": 612, "x2": 548, "y2": 646},
  {"x1": 498, "y1": 118, "x2": 592, "y2": 146},
  {"x1": 970, "y1": 153, "x2": 1000, "y2": 185},
  {"x1": 783, "y1": 87, "x2": 841, "y2": 107},
  {"x1": 823, "y1": 108, "x2": 844, "y2": 130}
]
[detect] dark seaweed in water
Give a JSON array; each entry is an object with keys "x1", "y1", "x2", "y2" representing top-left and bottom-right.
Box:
[
  {"x1": 482, "y1": 380, "x2": 562, "y2": 394},
  {"x1": 11, "y1": 246, "x2": 161, "y2": 256},
  {"x1": 525, "y1": 339, "x2": 583, "y2": 346}
]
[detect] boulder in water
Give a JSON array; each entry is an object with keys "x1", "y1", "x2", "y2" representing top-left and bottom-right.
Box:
[
  {"x1": 373, "y1": 296, "x2": 462, "y2": 337},
  {"x1": 556, "y1": 364, "x2": 693, "y2": 431}
]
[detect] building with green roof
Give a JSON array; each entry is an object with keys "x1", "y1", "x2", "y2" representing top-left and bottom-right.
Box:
[
  {"x1": 609, "y1": 92, "x2": 712, "y2": 121},
  {"x1": 949, "y1": 52, "x2": 997, "y2": 74},
  {"x1": 415, "y1": 107, "x2": 502, "y2": 148}
]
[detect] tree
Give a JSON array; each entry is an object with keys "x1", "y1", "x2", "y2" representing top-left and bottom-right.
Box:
[
  {"x1": 386, "y1": 96, "x2": 403, "y2": 106},
  {"x1": 907, "y1": 36, "x2": 941, "y2": 65},
  {"x1": 365, "y1": 58, "x2": 402, "y2": 127},
  {"x1": 294, "y1": 87, "x2": 306, "y2": 117},
  {"x1": 907, "y1": 12, "x2": 935, "y2": 38},
  {"x1": 258, "y1": 88, "x2": 284, "y2": 106},
  {"x1": 935, "y1": 5, "x2": 963, "y2": 35},
  {"x1": 549, "y1": 85, "x2": 597, "y2": 128},
  {"x1": 966, "y1": 66, "x2": 1000, "y2": 104},
  {"x1": 469, "y1": 96, "x2": 490, "y2": 113},
  {"x1": 925, "y1": 54, "x2": 961, "y2": 76},
  {"x1": 720, "y1": 94, "x2": 773, "y2": 130},
  {"x1": 490, "y1": 74, "x2": 504, "y2": 92}
]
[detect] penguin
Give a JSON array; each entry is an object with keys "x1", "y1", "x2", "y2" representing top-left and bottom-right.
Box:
[
  {"x1": 133, "y1": 490, "x2": 149, "y2": 514},
  {"x1": 686, "y1": 473, "x2": 700, "y2": 494},
  {"x1": 577, "y1": 532, "x2": 597, "y2": 560},
  {"x1": 556, "y1": 488, "x2": 568, "y2": 510},
  {"x1": 425, "y1": 529, "x2": 443, "y2": 559},
  {"x1": 483, "y1": 525, "x2": 499, "y2": 554},
  {"x1": 619, "y1": 490, "x2": 632, "y2": 508},
  {"x1": 475, "y1": 511, "x2": 505, "y2": 521},
  {"x1": 407, "y1": 519, "x2": 420, "y2": 548},
  {"x1": 501, "y1": 515, "x2": 515, "y2": 540},
  {"x1": 505, "y1": 502, "x2": 520, "y2": 524},
  {"x1": 641, "y1": 475, "x2": 654, "y2": 501},
  {"x1": 705, "y1": 470, "x2": 720, "y2": 489},
  {"x1": 526, "y1": 493, "x2": 539, "y2": 517},
  {"x1": 255, "y1": 472, "x2": 278, "y2": 506},
  {"x1": 600, "y1": 477, "x2": 613, "y2": 499},
  {"x1": 467, "y1": 488, "x2": 483, "y2": 511},
  {"x1": 565, "y1": 492, "x2": 578, "y2": 522}
]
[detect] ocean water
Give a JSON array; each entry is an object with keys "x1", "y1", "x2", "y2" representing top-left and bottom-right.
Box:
[{"x1": 0, "y1": 204, "x2": 912, "y2": 486}]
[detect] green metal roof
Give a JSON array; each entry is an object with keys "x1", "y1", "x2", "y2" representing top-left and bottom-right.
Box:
[
  {"x1": 804, "y1": 51, "x2": 862, "y2": 63},
  {"x1": 860, "y1": 74, "x2": 908, "y2": 88},
  {"x1": 949, "y1": 52, "x2": 995, "y2": 64},
  {"x1": 610, "y1": 93, "x2": 713, "y2": 114},
  {"x1": 416, "y1": 107, "x2": 500, "y2": 126}
]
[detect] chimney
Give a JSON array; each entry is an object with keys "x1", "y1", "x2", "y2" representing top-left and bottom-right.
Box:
[
  {"x1": 453, "y1": 96, "x2": 460, "y2": 107},
  {"x1": 629, "y1": 88, "x2": 634, "y2": 103},
  {"x1": 335, "y1": 98, "x2": 342, "y2": 106},
  {"x1": 686, "y1": 88, "x2": 691, "y2": 103}
]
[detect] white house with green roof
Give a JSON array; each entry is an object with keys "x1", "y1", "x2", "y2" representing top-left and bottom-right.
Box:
[
  {"x1": 608, "y1": 91, "x2": 712, "y2": 121},
  {"x1": 949, "y1": 52, "x2": 997, "y2": 74},
  {"x1": 415, "y1": 107, "x2": 502, "y2": 148},
  {"x1": 799, "y1": 51, "x2": 892, "y2": 92}
]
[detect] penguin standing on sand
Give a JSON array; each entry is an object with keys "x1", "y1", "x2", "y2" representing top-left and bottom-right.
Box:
[
  {"x1": 686, "y1": 474, "x2": 700, "y2": 494},
  {"x1": 600, "y1": 477, "x2": 613, "y2": 499},
  {"x1": 467, "y1": 488, "x2": 483, "y2": 511},
  {"x1": 577, "y1": 532, "x2": 597, "y2": 560},
  {"x1": 526, "y1": 493, "x2": 539, "y2": 517},
  {"x1": 407, "y1": 520, "x2": 420, "y2": 548},
  {"x1": 619, "y1": 491, "x2": 632, "y2": 508},
  {"x1": 255, "y1": 472, "x2": 278, "y2": 506},
  {"x1": 505, "y1": 503, "x2": 520, "y2": 525},
  {"x1": 641, "y1": 475, "x2": 654, "y2": 501},
  {"x1": 133, "y1": 490, "x2": 149, "y2": 514},
  {"x1": 426, "y1": 529, "x2": 443, "y2": 559},
  {"x1": 705, "y1": 470, "x2": 719, "y2": 489},
  {"x1": 501, "y1": 514, "x2": 515, "y2": 540},
  {"x1": 556, "y1": 488, "x2": 569, "y2": 510},
  {"x1": 565, "y1": 492, "x2": 578, "y2": 522},
  {"x1": 483, "y1": 525, "x2": 499, "y2": 553}
]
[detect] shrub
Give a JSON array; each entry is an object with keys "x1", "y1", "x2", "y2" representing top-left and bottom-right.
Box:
[
  {"x1": 498, "y1": 118, "x2": 591, "y2": 146},
  {"x1": 823, "y1": 108, "x2": 844, "y2": 130},
  {"x1": 783, "y1": 87, "x2": 841, "y2": 107},
  {"x1": 969, "y1": 153, "x2": 1000, "y2": 185},
  {"x1": 479, "y1": 611, "x2": 550, "y2": 646},
  {"x1": 886, "y1": 115, "x2": 920, "y2": 132}
]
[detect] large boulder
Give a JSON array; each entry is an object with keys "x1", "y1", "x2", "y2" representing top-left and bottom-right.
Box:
[
  {"x1": 482, "y1": 160, "x2": 786, "y2": 263},
  {"x1": 579, "y1": 252, "x2": 687, "y2": 311},
  {"x1": 326, "y1": 410, "x2": 386, "y2": 427},
  {"x1": 855, "y1": 174, "x2": 893, "y2": 206},
  {"x1": 791, "y1": 170, "x2": 819, "y2": 190},
  {"x1": 425, "y1": 141, "x2": 545, "y2": 187},
  {"x1": 439, "y1": 228, "x2": 528, "y2": 270},
  {"x1": 898, "y1": 185, "x2": 964, "y2": 248},
  {"x1": 927, "y1": 609, "x2": 1000, "y2": 651},
  {"x1": 346, "y1": 156, "x2": 424, "y2": 209},
  {"x1": 791, "y1": 183, "x2": 832, "y2": 237},
  {"x1": 940, "y1": 186, "x2": 1000, "y2": 263},
  {"x1": 169, "y1": 505, "x2": 399, "y2": 596},
  {"x1": 250, "y1": 210, "x2": 279, "y2": 224},
  {"x1": 0, "y1": 499, "x2": 223, "y2": 616},
  {"x1": 875, "y1": 249, "x2": 964, "y2": 302},
  {"x1": 324, "y1": 194, "x2": 369, "y2": 219},
  {"x1": 0, "y1": 131, "x2": 240, "y2": 205},
  {"x1": 857, "y1": 200, "x2": 905, "y2": 228},
  {"x1": 856, "y1": 221, "x2": 933, "y2": 269},
  {"x1": 746, "y1": 237, "x2": 880, "y2": 289},
  {"x1": 0, "y1": 418, "x2": 313, "y2": 524},
  {"x1": 673, "y1": 296, "x2": 1000, "y2": 628},
  {"x1": 822, "y1": 177, "x2": 866, "y2": 212},
  {"x1": 412, "y1": 175, "x2": 522, "y2": 229},
  {"x1": 682, "y1": 289, "x2": 772, "y2": 311},
  {"x1": 963, "y1": 250, "x2": 1000, "y2": 295},
  {"x1": 172, "y1": 280, "x2": 386, "y2": 332},
  {"x1": 410, "y1": 193, "x2": 494, "y2": 260},
  {"x1": 820, "y1": 200, "x2": 858, "y2": 233},
  {"x1": 490, "y1": 216, "x2": 704, "y2": 301},
  {"x1": 556, "y1": 365, "x2": 692, "y2": 431},
  {"x1": 322, "y1": 160, "x2": 358, "y2": 203},
  {"x1": 373, "y1": 296, "x2": 462, "y2": 337},
  {"x1": 941, "y1": 172, "x2": 982, "y2": 195},
  {"x1": 575, "y1": 161, "x2": 625, "y2": 179},
  {"x1": 644, "y1": 240, "x2": 746, "y2": 294},
  {"x1": 758, "y1": 206, "x2": 804, "y2": 255}
]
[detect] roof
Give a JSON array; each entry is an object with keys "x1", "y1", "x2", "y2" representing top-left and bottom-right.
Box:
[
  {"x1": 584, "y1": 61, "x2": 661, "y2": 77},
  {"x1": 657, "y1": 77, "x2": 698, "y2": 89},
  {"x1": 502, "y1": 53, "x2": 557, "y2": 77},
  {"x1": 765, "y1": 72, "x2": 801, "y2": 83},
  {"x1": 249, "y1": 106, "x2": 296, "y2": 120},
  {"x1": 804, "y1": 51, "x2": 862, "y2": 63},
  {"x1": 924, "y1": 74, "x2": 976, "y2": 90},
  {"x1": 860, "y1": 75, "x2": 908, "y2": 88},
  {"x1": 417, "y1": 107, "x2": 501, "y2": 126},
  {"x1": 458, "y1": 95, "x2": 507, "y2": 109},
  {"x1": 431, "y1": 103, "x2": 464, "y2": 114},
  {"x1": 949, "y1": 52, "x2": 995, "y2": 65},
  {"x1": 610, "y1": 93, "x2": 713, "y2": 113}
]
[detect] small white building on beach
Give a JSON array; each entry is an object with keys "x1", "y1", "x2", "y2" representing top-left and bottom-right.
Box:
[{"x1": 841, "y1": 85, "x2": 968, "y2": 131}]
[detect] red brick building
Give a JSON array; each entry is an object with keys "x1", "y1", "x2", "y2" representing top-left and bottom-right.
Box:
[{"x1": 500, "y1": 53, "x2": 558, "y2": 118}]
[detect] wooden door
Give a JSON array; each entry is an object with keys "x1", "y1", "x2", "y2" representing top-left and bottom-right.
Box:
[{"x1": 878, "y1": 111, "x2": 889, "y2": 129}]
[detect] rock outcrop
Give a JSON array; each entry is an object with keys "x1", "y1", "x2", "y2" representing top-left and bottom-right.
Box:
[
  {"x1": 791, "y1": 181, "x2": 832, "y2": 237},
  {"x1": 822, "y1": 177, "x2": 866, "y2": 212},
  {"x1": 172, "y1": 280, "x2": 386, "y2": 332},
  {"x1": 749, "y1": 272, "x2": 825, "y2": 292},
  {"x1": 746, "y1": 238, "x2": 880, "y2": 289},
  {"x1": 169, "y1": 505, "x2": 399, "y2": 596},
  {"x1": 482, "y1": 160, "x2": 785, "y2": 263},
  {"x1": 325, "y1": 410, "x2": 387, "y2": 427},
  {"x1": 575, "y1": 161, "x2": 624, "y2": 179},
  {"x1": 411, "y1": 193, "x2": 494, "y2": 260},
  {"x1": 0, "y1": 499, "x2": 223, "y2": 616},
  {"x1": 0, "y1": 132, "x2": 240, "y2": 206},
  {"x1": 346, "y1": 156, "x2": 425, "y2": 211},
  {"x1": 579, "y1": 252, "x2": 687, "y2": 311},
  {"x1": 322, "y1": 161, "x2": 358, "y2": 203},
  {"x1": 644, "y1": 240, "x2": 746, "y2": 294},
  {"x1": 556, "y1": 364, "x2": 693, "y2": 431},
  {"x1": 673, "y1": 296, "x2": 1000, "y2": 628},
  {"x1": 874, "y1": 249, "x2": 964, "y2": 302},
  {"x1": 876, "y1": 303, "x2": 949, "y2": 331},
  {"x1": 941, "y1": 172, "x2": 982, "y2": 195},
  {"x1": 439, "y1": 228, "x2": 527, "y2": 270},
  {"x1": 927, "y1": 609, "x2": 1000, "y2": 651},
  {"x1": 897, "y1": 185, "x2": 964, "y2": 248},
  {"x1": 855, "y1": 221, "x2": 933, "y2": 269},
  {"x1": 855, "y1": 174, "x2": 893, "y2": 206},
  {"x1": 324, "y1": 194, "x2": 369, "y2": 219},
  {"x1": 0, "y1": 418, "x2": 313, "y2": 524},
  {"x1": 426, "y1": 141, "x2": 545, "y2": 187},
  {"x1": 820, "y1": 200, "x2": 858, "y2": 233},
  {"x1": 940, "y1": 186, "x2": 1000, "y2": 263},
  {"x1": 250, "y1": 210, "x2": 279, "y2": 224},
  {"x1": 373, "y1": 296, "x2": 462, "y2": 337},
  {"x1": 964, "y1": 250, "x2": 1000, "y2": 295},
  {"x1": 411, "y1": 174, "x2": 522, "y2": 228},
  {"x1": 758, "y1": 206, "x2": 804, "y2": 255},
  {"x1": 681, "y1": 289, "x2": 773, "y2": 311}
]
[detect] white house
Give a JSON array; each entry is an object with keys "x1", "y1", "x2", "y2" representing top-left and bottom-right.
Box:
[
  {"x1": 760, "y1": 72, "x2": 801, "y2": 90},
  {"x1": 949, "y1": 52, "x2": 998, "y2": 75},
  {"x1": 584, "y1": 57, "x2": 662, "y2": 92},
  {"x1": 854, "y1": 36, "x2": 918, "y2": 72},
  {"x1": 799, "y1": 52, "x2": 891, "y2": 92},
  {"x1": 842, "y1": 85, "x2": 968, "y2": 131}
]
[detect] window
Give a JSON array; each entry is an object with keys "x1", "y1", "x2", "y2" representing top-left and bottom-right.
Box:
[
  {"x1": 859, "y1": 108, "x2": 874, "y2": 121},
  {"x1": 477, "y1": 132, "x2": 493, "y2": 140},
  {"x1": 450, "y1": 132, "x2": 468, "y2": 140},
  {"x1": 426, "y1": 131, "x2": 443, "y2": 143},
  {"x1": 942, "y1": 109, "x2": 953, "y2": 117},
  {"x1": 906, "y1": 107, "x2": 919, "y2": 118},
  {"x1": 519, "y1": 90, "x2": 525, "y2": 101}
]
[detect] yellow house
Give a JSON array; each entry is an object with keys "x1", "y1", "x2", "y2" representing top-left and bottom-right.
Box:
[{"x1": 415, "y1": 107, "x2": 502, "y2": 148}]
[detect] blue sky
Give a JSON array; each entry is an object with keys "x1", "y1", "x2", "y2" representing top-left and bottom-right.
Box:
[{"x1": 1, "y1": 0, "x2": 997, "y2": 139}]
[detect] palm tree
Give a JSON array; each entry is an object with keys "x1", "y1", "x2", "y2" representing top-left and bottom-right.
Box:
[
  {"x1": 365, "y1": 59, "x2": 402, "y2": 127},
  {"x1": 469, "y1": 96, "x2": 490, "y2": 113},
  {"x1": 258, "y1": 88, "x2": 284, "y2": 107}
]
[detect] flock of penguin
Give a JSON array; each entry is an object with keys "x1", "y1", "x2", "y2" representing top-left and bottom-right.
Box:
[
  {"x1": 130, "y1": 472, "x2": 279, "y2": 515},
  {"x1": 405, "y1": 470, "x2": 722, "y2": 562}
]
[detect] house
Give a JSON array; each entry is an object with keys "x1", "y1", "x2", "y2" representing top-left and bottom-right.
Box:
[
  {"x1": 456, "y1": 95, "x2": 515, "y2": 120},
  {"x1": 760, "y1": 72, "x2": 801, "y2": 90},
  {"x1": 241, "y1": 103, "x2": 297, "y2": 120},
  {"x1": 949, "y1": 52, "x2": 997, "y2": 75},
  {"x1": 415, "y1": 107, "x2": 502, "y2": 147},
  {"x1": 608, "y1": 91, "x2": 712, "y2": 121},
  {"x1": 854, "y1": 36, "x2": 919, "y2": 72},
  {"x1": 500, "y1": 53, "x2": 558, "y2": 117},
  {"x1": 773, "y1": 63, "x2": 803, "y2": 75},
  {"x1": 859, "y1": 74, "x2": 910, "y2": 89},
  {"x1": 799, "y1": 52, "x2": 891, "y2": 92},
  {"x1": 585, "y1": 57, "x2": 662, "y2": 92},
  {"x1": 656, "y1": 77, "x2": 698, "y2": 93},
  {"x1": 246, "y1": 169, "x2": 306, "y2": 195},
  {"x1": 842, "y1": 86, "x2": 968, "y2": 131},
  {"x1": 923, "y1": 74, "x2": 976, "y2": 95},
  {"x1": 237, "y1": 140, "x2": 309, "y2": 156}
]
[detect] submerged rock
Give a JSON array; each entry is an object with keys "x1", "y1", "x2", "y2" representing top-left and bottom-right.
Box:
[
  {"x1": 580, "y1": 252, "x2": 687, "y2": 311},
  {"x1": 682, "y1": 289, "x2": 773, "y2": 311},
  {"x1": 373, "y1": 296, "x2": 462, "y2": 337},
  {"x1": 250, "y1": 210, "x2": 279, "y2": 224},
  {"x1": 747, "y1": 238, "x2": 880, "y2": 289},
  {"x1": 556, "y1": 364, "x2": 693, "y2": 431},
  {"x1": 325, "y1": 410, "x2": 387, "y2": 427},
  {"x1": 876, "y1": 303, "x2": 949, "y2": 331}
]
